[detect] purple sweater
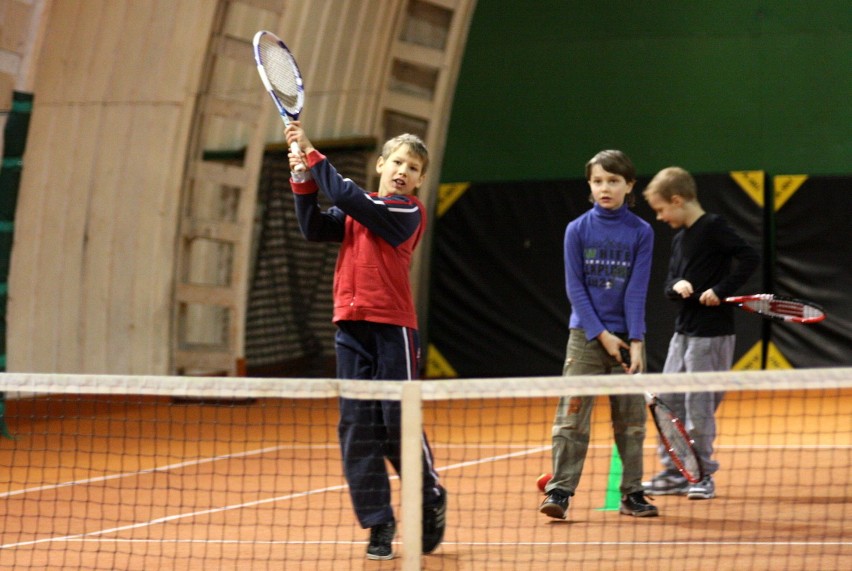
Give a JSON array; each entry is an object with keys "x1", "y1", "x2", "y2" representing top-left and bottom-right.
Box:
[{"x1": 564, "y1": 203, "x2": 654, "y2": 342}]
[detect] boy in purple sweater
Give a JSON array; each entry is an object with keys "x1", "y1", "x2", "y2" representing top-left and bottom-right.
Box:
[{"x1": 539, "y1": 150, "x2": 658, "y2": 520}]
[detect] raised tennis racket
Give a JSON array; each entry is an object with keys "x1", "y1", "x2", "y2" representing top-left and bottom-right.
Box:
[
  {"x1": 619, "y1": 348, "x2": 702, "y2": 483},
  {"x1": 723, "y1": 294, "x2": 825, "y2": 324},
  {"x1": 252, "y1": 30, "x2": 305, "y2": 172}
]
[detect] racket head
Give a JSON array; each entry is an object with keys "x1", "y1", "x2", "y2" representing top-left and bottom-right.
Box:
[
  {"x1": 648, "y1": 395, "x2": 703, "y2": 483},
  {"x1": 725, "y1": 294, "x2": 825, "y2": 324},
  {"x1": 252, "y1": 30, "x2": 304, "y2": 119}
]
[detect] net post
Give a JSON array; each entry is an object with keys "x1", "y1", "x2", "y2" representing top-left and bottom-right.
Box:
[{"x1": 401, "y1": 381, "x2": 424, "y2": 569}]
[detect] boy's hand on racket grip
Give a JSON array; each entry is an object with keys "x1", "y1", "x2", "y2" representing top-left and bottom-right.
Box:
[
  {"x1": 284, "y1": 121, "x2": 312, "y2": 171},
  {"x1": 620, "y1": 345, "x2": 644, "y2": 374},
  {"x1": 699, "y1": 288, "x2": 721, "y2": 306},
  {"x1": 287, "y1": 148, "x2": 307, "y2": 173},
  {"x1": 598, "y1": 331, "x2": 631, "y2": 371},
  {"x1": 284, "y1": 121, "x2": 314, "y2": 154},
  {"x1": 619, "y1": 347, "x2": 635, "y2": 374}
]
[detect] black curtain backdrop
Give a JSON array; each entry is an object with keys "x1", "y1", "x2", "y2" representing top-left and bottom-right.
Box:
[
  {"x1": 428, "y1": 180, "x2": 582, "y2": 377},
  {"x1": 772, "y1": 176, "x2": 852, "y2": 367},
  {"x1": 427, "y1": 172, "x2": 851, "y2": 379}
]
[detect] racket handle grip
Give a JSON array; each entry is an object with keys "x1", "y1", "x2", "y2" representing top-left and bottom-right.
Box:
[
  {"x1": 619, "y1": 347, "x2": 631, "y2": 366},
  {"x1": 290, "y1": 141, "x2": 305, "y2": 172}
]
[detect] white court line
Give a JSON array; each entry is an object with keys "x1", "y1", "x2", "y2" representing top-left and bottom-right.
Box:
[
  {"x1": 0, "y1": 444, "x2": 550, "y2": 550},
  {"x1": 2, "y1": 441, "x2": 845, "y2": 500},
  {"x1": 0, "y1": 479, "x2": 351, "y2": 549},
  {"x1": 0, "y1": 444, "x2": 334, "y2": 499},
  {"x1": 2, "y1": 442, "x2": 846, "y2": 499}
]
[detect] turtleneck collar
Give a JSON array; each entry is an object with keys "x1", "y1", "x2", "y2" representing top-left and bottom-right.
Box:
[{"x1": 592, "y1": 202, "x2": 630, "y2": 219}]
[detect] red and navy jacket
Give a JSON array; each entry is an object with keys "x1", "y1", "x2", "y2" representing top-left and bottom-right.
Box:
[{"x1": 290, "y1": 149, "x2": 425, "y2": 329}]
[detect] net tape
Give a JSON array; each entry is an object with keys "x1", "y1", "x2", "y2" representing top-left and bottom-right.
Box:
[{"x1": 1, "y1": 367, "x2": 849, "y2": 400}]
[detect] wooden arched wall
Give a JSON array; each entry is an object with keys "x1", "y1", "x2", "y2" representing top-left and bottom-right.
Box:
[
  {"x1": 6, "y1": 0, "x2": 476, "y2": 375},
  {"x1": 8, "y1": 0, "x2": 222, "y2": 374}
]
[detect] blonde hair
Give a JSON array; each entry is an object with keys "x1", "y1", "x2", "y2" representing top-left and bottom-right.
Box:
[
  {"x1": 643, "y1": 166, "x2": 697, "y2": 202},
  {"x1": 381, "y1": 133, "x2": 429, "y2": 174}
]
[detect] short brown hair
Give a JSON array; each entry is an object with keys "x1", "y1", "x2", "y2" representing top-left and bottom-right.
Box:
[
  {"x1": 382, "y1": 133, "x2": 429, "y2": 174},
  {"x1": 643, "y1": 166, "x2": 697, "y2": 202},
  {"x1": 585, "y1": 149, "x2": 636, "y2": 183}
]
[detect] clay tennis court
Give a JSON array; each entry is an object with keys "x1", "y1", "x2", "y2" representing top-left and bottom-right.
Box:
[{"x1": 0, "y1": 387, "x2": 849, "y2": 570}]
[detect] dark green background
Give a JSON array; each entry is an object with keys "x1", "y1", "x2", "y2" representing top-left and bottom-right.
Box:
[{"x1": 441, "y1": 1, "x2": 851, "y2": 182}]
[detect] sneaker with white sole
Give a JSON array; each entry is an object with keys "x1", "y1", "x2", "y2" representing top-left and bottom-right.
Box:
[
  {"x1": 620, "y1": 491, "x2": 659, "y2": 517},
  {"x1": 642, "y1": 471, "x2": 689, "y2": 496},
  {"x1": 366, "y1": 521, "x2": 396, "y2": 560},
  {"x1": 687, "y1": 475, "x2": 716, "y2": 500}
]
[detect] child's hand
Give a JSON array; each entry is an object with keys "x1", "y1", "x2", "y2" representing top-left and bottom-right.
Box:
[
  {"x1": 619, "y1": 343, "x2": 644, "y2": 374},
  {"x1": 599, "y1": 332, "x2": 635, "y2": 372},
  {"x1": 284, "y1": 121, "x2": 312, "y2": 172},
  {"x1": 699, "y1": 288, "x2": 721, "y2": 306},
  {"x1": 627, "y1": 342, "x2": 644, "y2": 374},
  {"x1": 673, "y1": 279, "x2": 694, "y2": 298},
  {"x1": 287, "y1": 147, "x2": 305, "y2": 172}
]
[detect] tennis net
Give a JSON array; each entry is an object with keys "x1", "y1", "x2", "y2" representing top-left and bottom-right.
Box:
[{"x1": 0, "y1": 368, "x2": 849, "y2": 570}]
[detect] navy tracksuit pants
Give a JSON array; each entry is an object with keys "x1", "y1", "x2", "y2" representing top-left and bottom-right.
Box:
[{"x1": 335, "y1": 320, "x2": 442, "y2": 528}]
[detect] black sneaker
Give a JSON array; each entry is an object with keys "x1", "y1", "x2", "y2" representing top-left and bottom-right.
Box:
[
  {"x1": 366, "y1": 521, "x2": 396, "y2": 560},
  {"x1": 423, "y1": 486, "x2": 447, "y2": 554},
  {"x1": 539, "y1": 489, "x2": 570, "y2": 520},
  {"x1": 620, "y1": 491, "x2": 659, "y2": 517}
]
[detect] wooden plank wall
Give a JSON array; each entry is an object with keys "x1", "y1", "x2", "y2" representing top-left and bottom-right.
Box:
[
  {"x1": 7, "y1": 0, "x2": 219, "y2": 373},
  {"x1": 172, "y1": 0, "x2": 285, "y2": 375},
  {"x1": 259, "y1": 0, "x2": 403, "y2": 144}
]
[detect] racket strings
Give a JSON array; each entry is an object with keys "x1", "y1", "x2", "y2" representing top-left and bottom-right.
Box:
[
  {"x1": 802, "y1": 305, "x2": 824, "y2": 319},
  {"x1": 743, "y1": 298, "x2": 824, "y2": 320},
  {"x1": 655, "y1": 413, "x2": 701, "y2": 481},
  {"x1": 258, "y1": 41, "x2": 302, "y2": 113}
]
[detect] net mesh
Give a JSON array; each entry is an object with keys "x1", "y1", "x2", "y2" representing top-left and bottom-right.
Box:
[{"x1": 0, "y1": 368, "x2": 849, "y2": 570}]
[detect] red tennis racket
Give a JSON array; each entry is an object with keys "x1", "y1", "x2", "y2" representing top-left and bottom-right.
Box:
[
  {"x1": 645, "y1": 392, "x2": 703, "y2": 483},
  {"x1": 724, "y1": 294, "x2": 825, "y2": 324},
  {"x1": 619, "y1": 349, "x2": 702, "y2": 483}
]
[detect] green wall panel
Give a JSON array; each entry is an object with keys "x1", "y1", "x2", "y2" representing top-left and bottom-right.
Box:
[{"x1": 441, "y1": 1, "x2": 851, "y2": 182}]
